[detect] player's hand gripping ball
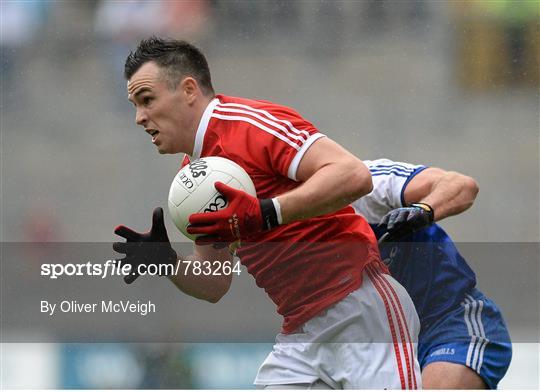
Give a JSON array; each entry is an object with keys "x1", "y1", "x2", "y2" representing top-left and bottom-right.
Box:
[{"x1": 168, "y1": 157, "x2": 257, "y2": 243}]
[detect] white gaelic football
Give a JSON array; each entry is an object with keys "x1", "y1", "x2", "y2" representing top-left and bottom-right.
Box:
[{"x1": 168, "y1": 156, "x2": 256, "y2": 240}]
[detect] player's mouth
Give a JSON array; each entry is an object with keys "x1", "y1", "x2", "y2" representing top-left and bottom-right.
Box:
[{"x1": 147, "y1": 129, "x2": 160, "y2": 143}]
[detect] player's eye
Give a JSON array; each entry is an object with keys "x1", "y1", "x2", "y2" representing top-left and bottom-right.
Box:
[{"x1": 142, "y1": 96, "x2": 153, "y2": 106}]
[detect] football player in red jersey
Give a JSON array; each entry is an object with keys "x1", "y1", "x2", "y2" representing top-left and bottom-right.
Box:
[{"x1": 114, "y1": 37, "x2": 421, "y2": 389}]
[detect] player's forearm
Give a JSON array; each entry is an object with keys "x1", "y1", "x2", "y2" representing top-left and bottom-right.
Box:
[
  {"x1": 167, "y1": 253, "x2": 232, "y2": 303},
  {"x1": 277, "y1": 160, "x2": 372, "y2": 224},
  {"x1": 420, "y1": 172, "x2": 479, "y2": 221}
]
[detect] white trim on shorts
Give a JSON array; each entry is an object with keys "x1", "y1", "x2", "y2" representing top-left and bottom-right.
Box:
[
  {"x1": 462, "y1": 294, "x2": 490, "y2": 373},
  {"x1": 255, "y1": 265, "x2": 421, "y2": 389},
  {"x1": 365, "y1": 264, "x2": 419, "y2": 389}
]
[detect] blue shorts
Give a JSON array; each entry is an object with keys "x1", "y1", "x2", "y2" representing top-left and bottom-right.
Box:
[{"x1": 418, "y1": 288, "x2": 512, "y2": 389}]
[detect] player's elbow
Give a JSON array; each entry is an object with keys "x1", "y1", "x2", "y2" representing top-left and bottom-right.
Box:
[
  {"x1": 204, "y1": 276, "x2": 232, "y2": 303},
  {"x1": 202, "y1": 290, "x2": 226, "y2": 304},
  {"x1": 468, "y1": 176, "x2": 479, "y2": 196},
  {"x1": 462, "y1": 174, "x2": 479, "y2": 204},
  {"x1": 205, "y1": 293, "x2": 224, "y2": 304},
  {"x1": 448, "y1": 171, "x2": 479, "y2": 209},
  {"x1": 349, "y1": 160, "x2": 373, "y2": 199}
]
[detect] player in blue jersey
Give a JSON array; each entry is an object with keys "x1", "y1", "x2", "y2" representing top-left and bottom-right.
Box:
[{"x1": 352, "y1": 159, "x2": 512, "y2": 389}]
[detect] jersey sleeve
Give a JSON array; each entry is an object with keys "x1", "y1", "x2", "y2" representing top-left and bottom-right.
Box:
[
  {"x1": 352, "y1": 159, "x2": 427, "y2": 223},
  {"x1": 237, "y1": 105, "x2": 325, "y2": 181},
  {"x1": 208, "y1": 97, "x2": 325, "y2": 182},
  {"x1": 262, "y1": 109, "x2": 325, "y2": 181}
]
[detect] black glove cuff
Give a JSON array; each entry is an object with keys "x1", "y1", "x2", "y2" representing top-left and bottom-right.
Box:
[
  {"x1": 411, "y1": 203, "x2": 434, "y2": 222},
  {"x1": 259, "y1": 198, "x2": 280, "y2": 231}
]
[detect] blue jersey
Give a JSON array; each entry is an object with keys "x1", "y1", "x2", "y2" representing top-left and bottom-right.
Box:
[
  {"x1": 353, "y1": 159, "x2": 477, "y2": 327},
  {"x1": 353, "y1": 160, "x2": 511, "y2": 388}
]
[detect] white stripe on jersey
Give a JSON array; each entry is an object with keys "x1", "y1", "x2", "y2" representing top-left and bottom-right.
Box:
[
  {"x1": 371, "y1": 167, "x2": 415, "y2": 176},
  {"x1": 211, "y1": 113, "x2": 301, "y2": 151},
  {"x1": 370, "y1": 163, "x2": 417, "y2": 171},
  {"x1": 217, "y1": 102, "x2": 311, "y2": 141},
  {"x1": 215, "y1": 105, "x2": 307, "y2": 143}
]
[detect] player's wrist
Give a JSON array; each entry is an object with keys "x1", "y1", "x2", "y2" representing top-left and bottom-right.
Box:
[
  {"x1": 271, "y1": 198, "x2": 283, "y2": 225},
  {"x1": 410, "y1": 203, "x2": 434, "y2": 222},
  {"x1": 259, "y1": 198, "x2": 281, "y2": 231}
]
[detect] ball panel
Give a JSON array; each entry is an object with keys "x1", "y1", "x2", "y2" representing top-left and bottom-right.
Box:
[
  {"x1": 193, "y1": 171, "x2": 234, "y2": 213},
  {"x1": 168, "y1": 156, "x2": 257, "y2": 241},
  {"x1": 225, "y1": 178, "x2": 243, "y2": 192},
  {"x1": 169, "y1": 180, "x2": 191, "y2": 207},
  {"x1": 212, "y1": 168, "x2": 256, "y2": 196}
]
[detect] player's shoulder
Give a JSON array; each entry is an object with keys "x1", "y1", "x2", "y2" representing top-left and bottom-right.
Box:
[
  {"x1": 215, "y1": 94, "x2": 305, "y2": 119},
  {"x1": 211, "y1": 94, "x2": 318, "y2": 148}
]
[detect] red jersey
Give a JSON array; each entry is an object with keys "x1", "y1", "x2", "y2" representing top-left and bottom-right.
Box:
[{"x1": 184, "y1": 94, "x2": 386, "y2": 333}]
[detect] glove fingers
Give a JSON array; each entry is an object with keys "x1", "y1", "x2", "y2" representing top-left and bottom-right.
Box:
[
  {"x1": 151, "y1": 207, "x2": 168, "y2": 237},
  {"x1": 215, "y1": 181, "x2": 241, "y2": 201},
  {"x1": 113, "y1": 241, "x2": 128, "y2": 254},
  {"x1": 407, "y1": 209, "x2": 421, "y2": 222},
  {"x1": 379, "y1": 212, "x2": 392, "y2": 226},
  {"x1": 114, "y1": 225, "x2": 140, "y2": 241},
  {"x1": 124, "y1": 270, "x2": 140, "y2": 284},
  {"x1": 386, "y1": 211, "x2": 400, "y2": 230},
  {"x1": 187, "y1": 223, "x2": 219, "y2": 235},
  {"x1": 378, "y1": 231, "x2": 391, "y2": 244},
  {"x1": 114, "y1": 256, "x2": 139, "y2": 284},
  {"x1": 189, "y1": 212, "x2": 220, "y2": 225},
  {"x1": 113, "y1": 257, "x2": 126, "y2": 267},
  {"x1": 391, "y1": 209, "x2": 410, "y2": 230}
]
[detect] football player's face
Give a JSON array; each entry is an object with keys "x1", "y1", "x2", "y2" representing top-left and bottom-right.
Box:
[{"x1": 127, "y1": 62, "x2": 194, "y2": 154}]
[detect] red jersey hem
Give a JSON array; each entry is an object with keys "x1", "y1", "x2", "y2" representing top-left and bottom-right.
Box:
[{"x1": 280, "y1": 258, "x2": 386, "y2": 335}]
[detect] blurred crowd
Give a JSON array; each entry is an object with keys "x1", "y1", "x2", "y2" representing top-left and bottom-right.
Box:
[{"x1": 3, "y1": 1, "x2": 538, "y2": 90}]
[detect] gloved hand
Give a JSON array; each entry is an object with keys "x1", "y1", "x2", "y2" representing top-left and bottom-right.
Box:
[
  {"x1": 378, "y1": 203, "x2": 434, "y2": 243},
  {"x1": 113, "y1": 207, "x2": 177, "y2": 284},
  {"x1": 187, "y1": 182, "x2": 280, "y2": 245}
]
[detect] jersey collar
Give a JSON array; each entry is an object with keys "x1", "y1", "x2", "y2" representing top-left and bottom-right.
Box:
[{"x1": 192, "y1": 97, "x2": 219, "y2": 160}]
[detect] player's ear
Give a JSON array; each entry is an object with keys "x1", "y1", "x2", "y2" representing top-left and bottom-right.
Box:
[{"x1": 180, "y1": 77, "x2": 198, "y2": 104}]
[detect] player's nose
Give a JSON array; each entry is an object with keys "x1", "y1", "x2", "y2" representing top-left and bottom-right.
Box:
[{"x1": 135, "y1": 109, "x2": 148, "y2": 126}]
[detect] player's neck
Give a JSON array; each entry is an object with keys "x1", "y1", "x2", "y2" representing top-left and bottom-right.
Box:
[{"x1": 186, "y1": 95, "x2": 214, "y2": 155}]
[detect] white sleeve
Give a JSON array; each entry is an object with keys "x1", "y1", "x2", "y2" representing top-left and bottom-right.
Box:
[{"x1": 351, "y1": 159, "x2": 427, "y2": 224}]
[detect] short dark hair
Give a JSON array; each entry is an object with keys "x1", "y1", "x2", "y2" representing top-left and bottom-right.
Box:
[{"x1": 124, "y1": 36, "x2": 214, "y2": 96}]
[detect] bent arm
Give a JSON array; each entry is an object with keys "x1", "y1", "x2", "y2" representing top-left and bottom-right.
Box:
[
  {"x1": 167, "y1": 244, "x2": 233, "y2": 303},
  {"x1": 277, "y1": 137, "x2": 372, "y2": 224},
  {"x1": 403, "y1": 167, "x2": 479, "y2": 221}
]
